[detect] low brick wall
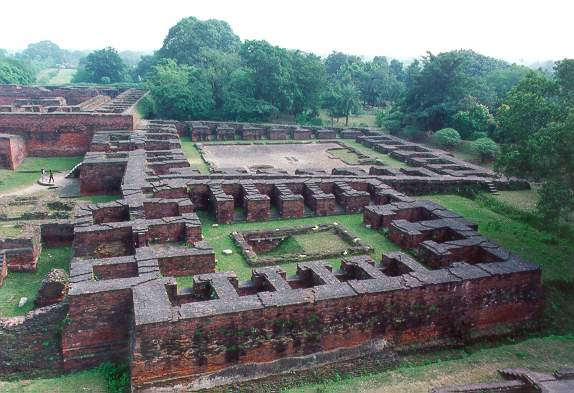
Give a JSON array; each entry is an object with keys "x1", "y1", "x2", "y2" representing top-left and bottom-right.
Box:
[
  {"x1": 0, "y1": 302, "x2": 68, "y2": 376},
  {"x1": 130, "y1": 268, "x2": 542, "y2": 390},
  {"x1": 0, "y1": 112, "x2": 134, "y2": 156},
  {"x1": 41, "y1": 221, "x2": 74, "y2": 247}
]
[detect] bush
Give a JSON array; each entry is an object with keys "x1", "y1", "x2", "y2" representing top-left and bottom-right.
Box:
[
  {"x1": 296, "y1": 113, "x2": 323, "y2": 126},
  {"x1": 136, "y1": 95, "x2": 156, "y2": 119},
  {"x1": 470, "y1": 131, "x2": 488, "y2": 140},
  {"x1": 401, "y1": 125, "x2": 424, "y2": 141},
  {"x1": 471, "y1": 137, "x2": 499, "y2": 162},
  {"x1": 98, "y1": 362, "x2": 130, "y2": 393},
  {"x1": 432, "y1": 128, "x2": 461, "y2": 148},
  {"x1": 376, "y1": 108, "x2": 403, "y2": 134}
]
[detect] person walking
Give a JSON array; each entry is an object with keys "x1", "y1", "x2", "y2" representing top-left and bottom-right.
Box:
[{"x1": 48, "y1": 169, "x2": 54, "y2": 184}]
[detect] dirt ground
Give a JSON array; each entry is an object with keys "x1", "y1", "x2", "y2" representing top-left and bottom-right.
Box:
[{"x1": 201, "y1": 143, "x2": 369, "y2": 173}]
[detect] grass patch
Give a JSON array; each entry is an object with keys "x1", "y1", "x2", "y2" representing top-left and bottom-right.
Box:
[
  {"x1": 0, "y1": 222, "x2": 24, "y2": 237},
  {"x1": 180, "y1": 136, "x2": 210, "y2": 173},
  {"x1": 0, "y1": 367, "x2": 107, "y2": 393},
  {"x1": 74, "y1": 195, "x2": 122, "y2": 204},
  {"x1": 286, "y1": 335, "x2": 574, "y2": 393},
  {"x1": 36, "y1": 68, "x2": 76, "y2": 85},
  {"x1": 327, "y1": 148, "x2": 362, "y2": 165},
  {"x1": 0, "y1": 156, "x2": 83, "y2": 194},
  {"x1": 493, "y1": 189, "x2": 539, "y2": 213},
  {"x1": 341, "y1": 140, "x2": 407, "y2": 168},
  {"x1": 319, "y1": 109, "x2": 378, "y2": 128},
  {"x1": 195, "y1": 211, "x2": 400, "y2": 281},
  {"x1": 0, "y1": 246, "x2": 71, "y2": 317},
  {"x1": 262, "y1": 236, "x2": 304, "y2": 257},
  {"x1": 421, "y1": 194, "x2": 574, "y2": 283}
]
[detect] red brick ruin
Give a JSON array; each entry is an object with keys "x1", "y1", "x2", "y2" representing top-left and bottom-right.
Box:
[{"x1": 0, "y1": 87, "x2": 544, "y2": 392}]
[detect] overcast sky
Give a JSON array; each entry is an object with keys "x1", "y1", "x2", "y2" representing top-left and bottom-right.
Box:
[{"x1": 2, "y1": 0, "x2": 572, "y2": 63}]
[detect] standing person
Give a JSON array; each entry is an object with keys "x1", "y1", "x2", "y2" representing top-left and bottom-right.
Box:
[
  {"x1": 48, "y1": 169, "x2": 54, "y2": 184},
  {"x1": 41, "y1": 168, "x2": 45, "y2": 182}
]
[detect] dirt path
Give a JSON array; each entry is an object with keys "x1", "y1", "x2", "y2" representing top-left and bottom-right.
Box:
[{"x1": 0, "y1": 173, "x2": 66, "y2": 198}]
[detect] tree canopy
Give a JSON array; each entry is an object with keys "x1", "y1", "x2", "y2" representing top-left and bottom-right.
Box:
[
  {"x1": 73, "y1": 47, "x2": 128, "y2": 84},
  {"x1": 0, "y1": 57, "x2": 35, "y2": 85}
]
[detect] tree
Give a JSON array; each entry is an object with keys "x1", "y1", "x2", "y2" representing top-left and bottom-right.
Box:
[
  {"x1": 0, "y1": 57, "x2": 35, "y2": 85},
  {"x1": 158, "y1": 16, "x2": 240, "y2": 66},
  {"x1": 73, "y1": 47, "x2": 128, "y2": 84},
  {"x1": 494, "y1": 65, "x2": 574, "y2": 222},
  {"x1": 402, "y1": 51, "x2": 475, "y2": 131},
  {"x1": 239, "y1": 40, "x2": 293, "y2": 113},
  {"x1": 471, "y1": 137, "x2": 499, "y2": 162},
  {"x1": 19, "y1": 40, "x2": 63, "y2": 67},
  {"x1": 221, "y1": 67, "x2": 277, "y2": 121},
  {"x1": 433, "y1": 128, "x2": 461, "y2": 148},
  {"x1": 451, "y1": 99, "x2": 493, "y2": 139},
  {"x1": 290, "y1": 51, "x2": 325, "y2": 116},
  {"x1": 146, "y1": 59, "x2": 214, "y2": 120},
  {"x1": 324, "y1": 79, "x2": 361, "y2": 126}
]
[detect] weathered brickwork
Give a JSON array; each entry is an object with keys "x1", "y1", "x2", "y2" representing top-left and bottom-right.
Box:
[
  {"x1": 0, "y1": 224, "x2": 41, "y2": 272},
  {"x1": 0, "y1": 113, "x2": 540, "y2": 391},
  {"x1": 0, "y1": 302, "x2": 68, "y2": 376},
  {"x1": 0, "y1": 85, "x2": 144, "y2": 169}
]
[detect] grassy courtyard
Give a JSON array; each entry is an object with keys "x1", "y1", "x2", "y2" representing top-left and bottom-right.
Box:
[
  {"x1": 0, "y1": 156, "x2": 83, "y2": 194},
  {"x1": 0, "y1": 246, "x2": 71, "y2": 317}
]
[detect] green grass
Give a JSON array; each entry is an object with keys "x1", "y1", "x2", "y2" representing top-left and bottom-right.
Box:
[
  {"x1": 262, "y1": 230, "x2": 351, "y2": 257},
  {"x1": 0, "y1": 222, "x2": 24, "y2": 237},
  {"x1": 319, "y1": 109, "x2": 378, "y2": 128},
  {"x1": 0, "y1": 246, "x2": 72, "y2": 317},
  {"x1": 262, "y1": 236, "x2": 305, "y2": 256},
  {"x1": 36, "y1": 68, "x2": 76, "y2": 85},
  {"x1": 187, "y1": 211, "x2": 400, "y2": 282},
  {"x1": 0, "y1": 368, "x2": 107, "y2": 393},
  {"x1": 493, "y1": 189, "x2": 539, "y2": 213},
  {"x1": 421, "y1": 194, "x2": 573, "y2": 283},
  {"x1": 285, "y1": 335, "x2": 574, "y2": 393},
  {"x1": 327, "y1": 147, "x2": 362, "y2": 165},
  {"x1": 0, "y1": 156, "x2": 83, "y2": 193},
  {"x1": 73, "y1": 195, "x2": 122, "y2": 204},
  {"x1": 342, "y1": 140, "x2": 408, "y2": 168},
  {"x1": 180, "y1": 136, "x2": 210, "y2": 173}
]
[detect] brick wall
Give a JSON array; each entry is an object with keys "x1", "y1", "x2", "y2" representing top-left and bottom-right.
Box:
[
  {"x1": 0, "y1": 134, "x2": 26, "y2": 169},
  {"x1": 0, "y1": 302, "x2": 68, "y2": 376},
  {"x1": 62, "y1": 289, "x2": 132, "y2": 370},
  {"x1": 0, "y1": 112, "x2": 133, "y2": 156},
  {"x1": 130, "y1": 270, "x2": 542, "y2": 389}
]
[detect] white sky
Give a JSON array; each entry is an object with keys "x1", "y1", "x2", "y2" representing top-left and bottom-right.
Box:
[{"x1": 1, "y1": 0, "x2": 572, "y2": 63}]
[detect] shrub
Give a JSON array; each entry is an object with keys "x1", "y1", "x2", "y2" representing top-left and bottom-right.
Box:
[
  {"x1": 401, "y1": 125, "x2": 424, "y2": 141},
  {"x1": 136, "y1": 95, "x2": 156, "y2": 119},
  {"x1": 432, "y1": 128, "x2": 461, "y2": 148},
  {"x1": 376, "y1": 108, "x2": 403, "y2": 134},
  {"x1": 98, "y1": 362, "x2": 130, "y2": 393},
  {"x1": 471, "y1": 137, "x2": 499, "y2": 162},
  {"x1": 470, "y1": 131, "x2": 488, "y2": 140}
]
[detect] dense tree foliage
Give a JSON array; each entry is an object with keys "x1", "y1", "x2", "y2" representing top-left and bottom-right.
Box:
[
  {"x1": 145, "y1": 59, "x2": 214, "y2": 120},
  {"x1": 398, "y1": 50, "x2": 528, "y2": 132},
  {"x1": 73, "y1": 47, "x2": 128, "y2": 84},
  {"x1": 495, "y1": 61, "x2": 574, "y2": 221},
  {"x1": 18, "y1": 40, "x2": 87, "y2": 68},
  {"x1": 0, "y1": 57, "x2": 35, "y2": 85},
  {"x1": 157, "y1": 16, "x2": 241, "y2": 66}
]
